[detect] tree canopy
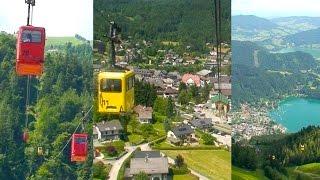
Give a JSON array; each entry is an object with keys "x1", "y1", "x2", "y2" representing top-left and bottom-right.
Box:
[{"x1": 0, "y1": 33, "x2": 93, "y2": 179}]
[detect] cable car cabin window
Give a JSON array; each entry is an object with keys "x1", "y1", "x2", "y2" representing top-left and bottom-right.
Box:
[
  {"x1": 100, "y1": 79, "x2": 122, "y2": 92},
  {"x1": 75, "y1": 137, "x2": 87, "y2": 144},
  {"x1": 126, "y1": 76, "x2": 134, "y2": 91},
  {"x1": 21, "y1": 30, "x2": 42, "y2": 43}
]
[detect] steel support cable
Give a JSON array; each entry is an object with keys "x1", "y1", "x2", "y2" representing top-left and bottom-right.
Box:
[
  {"x1": 31, "y1": 5, "x2": 34, "y2": 25},
  {"x1": 57, "y1": 105, "x2": 93, "y2": 157},
  {"x1": 25, "y1": 75, "x2": 31, "y2": 128},
  {"x1": 218, "y1": 0, "x2": 222, "y2": 96},
  {"x1": 213, "y1": 0, "x2": 221, "y2": 94}
]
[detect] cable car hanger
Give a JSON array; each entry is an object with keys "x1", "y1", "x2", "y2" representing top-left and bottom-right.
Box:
[
  {"x1": 104, "y1": 21, "x2": 126, "y2": 71},
  {"x1": 25, "y1": 0, "x2": 35, "y2": 26},
  {"x1": 213, "y1": 0, "x2": 222, "y2": 96}
]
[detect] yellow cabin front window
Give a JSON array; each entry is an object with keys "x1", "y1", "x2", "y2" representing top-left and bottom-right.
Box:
[{"x1": 100, "y1": 79, "x2": 122, "y2": 92}]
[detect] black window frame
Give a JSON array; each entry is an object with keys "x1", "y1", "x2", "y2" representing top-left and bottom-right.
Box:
[
  {"x1": 100, "y1": 78, "x2": 122, "y2": 93},
  {"x1": 21, "y1": 30, "x2": 42, "y2": 43},
  {"x1": 126, "y1": 76, "x2": 135, "y2": 91},
  {"x1": 75, "y1": 137, "x2": 87, "y2": 144}
]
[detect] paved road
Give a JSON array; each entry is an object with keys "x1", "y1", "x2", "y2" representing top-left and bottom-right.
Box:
[
  {"x1": 107, "y1": 145, "x2": 137, "y2": 180},
  {"x1": 106, "y1": 143, "x2": 151, "y2": 180}
]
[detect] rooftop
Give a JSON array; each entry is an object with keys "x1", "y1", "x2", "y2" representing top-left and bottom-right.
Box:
[
  {"x1": 95, "y1": 120, "x2": 123, "y2": 131},
  {"x1": 190, "y1": 118, "x2": 213, "y2": 128},
  {"x1": 196, "y1": 69, "x2": 212, "y2": 77},
  {"x1": 172, "y1": 124, "x2": 194, "y2": 136},
  {"x1": 134, "y1": 105, "x2": 153, "y2": 119},
  {"x1": 129, "y1": 151, "x2": 169, "y2": 175},
  {"x1": 134, "y1": 151, "x2": 161, "y2": 158}
]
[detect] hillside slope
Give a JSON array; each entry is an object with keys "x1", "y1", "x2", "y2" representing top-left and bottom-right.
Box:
[{"x1": 94, "y1": 0, "x2": 231, "y2": 52}]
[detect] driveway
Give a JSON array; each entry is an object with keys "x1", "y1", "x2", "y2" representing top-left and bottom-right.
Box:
[{"x1": 107, "y1": 145, "x2": 137, "y2": 180}]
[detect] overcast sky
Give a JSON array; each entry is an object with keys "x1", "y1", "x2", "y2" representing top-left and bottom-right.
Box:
[
  {"x1": 233, "y1": 0, "x2": 320, "y2": 18},
  {"x1": 0, "y1": 0, "x2": 93, "y2": 40}
]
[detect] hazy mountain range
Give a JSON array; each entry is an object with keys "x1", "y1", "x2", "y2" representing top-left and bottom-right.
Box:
[{"x1": 232, "y1": 15, "x2": 320, "y2": 50}]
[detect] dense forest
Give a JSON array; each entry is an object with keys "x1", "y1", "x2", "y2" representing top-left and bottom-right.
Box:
[
  {"x1": 232, "y1": 126, "x2": 320, "y2": 179},
  {"x1": 94, "y1": 0, "x2": 231, "y2": 53},
  {"x1": 232, "y1": 40, "x2": 319, "y2": 108},
  {"x1": 0, "y1": 33, "x2": 93, "y2": 179}
]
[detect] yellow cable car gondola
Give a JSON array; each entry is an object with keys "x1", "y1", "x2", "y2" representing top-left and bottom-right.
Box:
[
  {"x1": 97, "y1": 21, "x2": 135, "y2": 115},
  {"x1": 98, "y1": 70, "x2": 134, "y2": 114}
]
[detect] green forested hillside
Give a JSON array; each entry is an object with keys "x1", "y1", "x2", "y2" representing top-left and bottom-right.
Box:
[
  {"x1": 0, "y1": 33, "x2": 93, "y2": 179},
  {"x1": 94, "y1": 0, "x2": 231, "y2": 52},
  {"x1": 233, "y1": 126, "x2": 320, "y2": 179},
  {"x1": 284, "y1": 28, "x2": 320, "y2": 45},
  {"x1": 232, "y1": 41, "x2": 316, "y2": 71},
  {"x1": 232, "y1": 41, "x2": 317, "y2": 107}
]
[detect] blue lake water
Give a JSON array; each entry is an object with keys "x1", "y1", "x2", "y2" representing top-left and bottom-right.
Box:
[
  {"x1": 273, "y1": 48, "x2": 320, "y2": 59},
  {"x1": 269, "y1": 97, "x2": 320, "y2": 132}
]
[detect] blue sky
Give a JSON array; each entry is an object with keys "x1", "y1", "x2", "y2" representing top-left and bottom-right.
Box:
[
  {"x1": 0, "y1": 0, "x2": 93, "y2": 40},
  {"x1": 232, "y1": 0, "x2": 320, "y2": 18}
]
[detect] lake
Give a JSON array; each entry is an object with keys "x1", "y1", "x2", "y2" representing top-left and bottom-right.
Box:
[
  {"x1": 274, "y1": 47, "x2": 320, "y2": 59},
  {"x1": 269, "y1": 97, "x2": 320, "y2": 132}
]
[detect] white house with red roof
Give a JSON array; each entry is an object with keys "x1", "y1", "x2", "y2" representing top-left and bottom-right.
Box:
[{"x1": 181, "y1": 73, "x2": 201, "y2": 87}]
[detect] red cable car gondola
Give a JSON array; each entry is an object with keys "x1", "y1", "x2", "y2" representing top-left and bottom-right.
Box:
[
  {"x1": 71, "y1": 133, "x2": 88, "y2": 162},
  {"x1": 23, "y1": 130, "x2": 29, "y2": 143},
  {"x1": 16, "y1": 25, "x2": 45, "y2": 76}
]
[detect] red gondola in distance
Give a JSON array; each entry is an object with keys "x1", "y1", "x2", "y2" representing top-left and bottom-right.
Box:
[
  {"x1": 16, "y1": 25, "x2": 46, "y2": 76},
  {"x1": 23, "y1": 131, "x2": 29, "y2": 143},
  {"x1": 71, "y1": 133, "x2": 88, "y2": 162}
]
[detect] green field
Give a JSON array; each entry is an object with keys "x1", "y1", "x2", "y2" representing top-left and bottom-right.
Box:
[
  {"x1": 293, "y1": 163, "x2": 320, "y2": 179},
  {"x1": 232, "y1": 166, "x2": 267, "y2": 180},
  {"x1": 297, "y1": 163, "x2": 320, "y2": 174},
  {"x1": 232, "y1": 164, "x2": 320, "y2": 180},
  {"x1": 162, "y1": 150, "x2": 231, "y2": 180},
  {"x1": 46, "y1": 37, "x2": 84, "y2": 46},
  {"x1": 173, "y1": 174, "x2": 198, "y2": 180}
]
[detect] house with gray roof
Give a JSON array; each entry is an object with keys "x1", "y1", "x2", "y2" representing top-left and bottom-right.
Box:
[
  {"x1": 125, "y1": 151, "x2": 169, "y2": 180},
  {"x1": 94, "y1": 120, "x2": 123, "y2": 141},
  {"x1": 167, "y1": 124, "x2": 196, "y2": 145},
  {"x1": 190, "y1": 118, "x2": 213, "y2": 130},
  {"x1": 163, "y1": 87, "x2": 178, "y2": 98},
  {"x1": 196, "y1": 69, "x2": 212, "y2": 78},
  {"x1": 134, "y1": 151, "x2": 161, "y2": 158}
]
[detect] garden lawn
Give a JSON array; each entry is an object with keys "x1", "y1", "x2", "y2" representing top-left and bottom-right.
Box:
[
  {"x1": 162, "y1": 150, "x2": 231, "y2": 180},
  {"x1": 128, "y1": 134, "x2": 144, "y2": 145},
  {"x1": 153, "y1": 122, "x2": 166, "y2": 136}
]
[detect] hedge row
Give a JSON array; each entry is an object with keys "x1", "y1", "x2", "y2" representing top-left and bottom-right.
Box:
[{"x1": 153, "y1": 146, "x2": 222, "y2": 150}]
